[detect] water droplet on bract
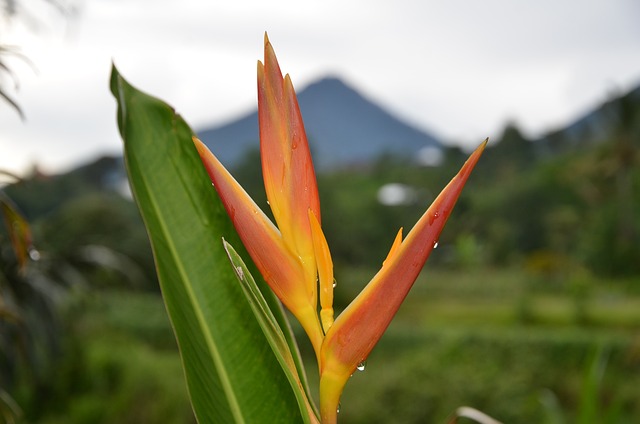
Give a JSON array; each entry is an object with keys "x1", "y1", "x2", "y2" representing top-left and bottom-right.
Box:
[
  {"x1": 356, "y1": 360, "x2": 367, "y2": 371},
  {"x1": 266, "y1": 200, "x2": 270, "y2": 205},
  {"x1": 337, "y1": 403, "x2": 341, "y2": 414},
  {"x1": 28, "y1": 247, "x2": 41, "y2": 261},
  {"x1": 433, "y1": 241, "x2": 439, "y2": 249},
  {"x1": 332, "y1": 278, "x2": 337, "y2": 288},
  {"x1": 235, "y1": 266, "x2": 244, "y2": 280},
  {"x1": 428, "y1": 211, "x2": 441, "y2": 225}
]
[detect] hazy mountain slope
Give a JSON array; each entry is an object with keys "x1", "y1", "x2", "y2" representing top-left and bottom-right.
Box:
[{"x1": 196, "y1": 76, "x2": 442, "y2": 169}]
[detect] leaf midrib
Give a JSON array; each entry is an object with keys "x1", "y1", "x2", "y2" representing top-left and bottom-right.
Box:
[{"x1": 130, "y1": 124, "x2": 246, "y2": 424}]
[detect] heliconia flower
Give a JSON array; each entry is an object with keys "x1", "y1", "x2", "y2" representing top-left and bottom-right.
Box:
[{"x1": 194, "y1": 33, "x2": 486, "y2": 424}]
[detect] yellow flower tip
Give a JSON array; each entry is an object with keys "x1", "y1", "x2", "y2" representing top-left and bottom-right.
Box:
[
  {"x1": 192, "y1": 135, "x2": 205, "y2": 152},
  {"x1": 257, "y1": 60, "x2": 264, "y2": 80},
  {"x1": 263, "y1": 35, "x2": 281, "y2": 80},
  {"x1": 459, "y1": 138, "x2": 488, "y2": 179},
  {"x1": 382, "y1": 227, "x2": 403, "y2": 267},
  {"x1": 283, "y1": 73, "x2": 294, "y2": 91},
  {"x1": 320, "y1": 308, "x2": 334, "y2": 333},
  {"x1": 309, "y1": 209, "x2": 334, "y2": 333}
]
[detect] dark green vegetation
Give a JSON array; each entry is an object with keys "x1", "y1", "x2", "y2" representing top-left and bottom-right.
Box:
[
  {"x1": 5, "y1": 271, "x2": 639, "y2": 423},
  {"x1": 2, "y1": 86, "x2": 639, "y2": 422}
]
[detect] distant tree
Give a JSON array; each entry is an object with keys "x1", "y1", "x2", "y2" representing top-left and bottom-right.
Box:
[
  {"x1": 581, "y1": 90, "x2": 640, "y2": 276},
  {"x1": 488, "y1": 123, "x2": 535, "y2": 175}
]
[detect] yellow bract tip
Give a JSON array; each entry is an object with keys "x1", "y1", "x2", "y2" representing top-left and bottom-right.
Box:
[
  {"x1": 309, "y1": 209, "x2": 334, "y2": 333},
  {"x1": 382, "y1": 228, "x2": 403, "y2": 267}
]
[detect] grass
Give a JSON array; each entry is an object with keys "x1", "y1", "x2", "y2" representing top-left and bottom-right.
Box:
[
  {"x1": 19, "y1": 290, "x2": 196, "y2": 424},
  {"x1": 40, "y1": 338, "x2": 195, "y2": 424}
]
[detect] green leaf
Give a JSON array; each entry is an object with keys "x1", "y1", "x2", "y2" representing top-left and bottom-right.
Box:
[
  {"x1": 223, "y1": 240, "x2": 319, "y2": 422},
  {"x1": 577, "y1": 346, "x2": 608, "y2": 424},
  {"x1": 110, "y1": 65, "x2": 304, "y2": 423}
]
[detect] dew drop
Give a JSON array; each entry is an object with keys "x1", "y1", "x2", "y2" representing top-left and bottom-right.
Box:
[
  {"x1": 266, "y1": 200, "x2": 270, "y2": 206},
  {"x1": 235, "y1": 266, "x2": 244, "y2": 280},
  {"x1": 337, "y1": 403, "x2": 341, "y2": 414},
  {"x1": 428, "y1": 211, "x2": 441, "y2": 225},
  {"x1": 356, "y1": 360, "x2": 367, "y2": 371},
  {"x1": 28, "y1": 247, "x2": 41, "y2": 261},
  {"x1": 433, "y1": 241, "x2": 439, "y2": 249},
  {"x1": 332, "y1": 278, "x2": 337, "y2": 289}
]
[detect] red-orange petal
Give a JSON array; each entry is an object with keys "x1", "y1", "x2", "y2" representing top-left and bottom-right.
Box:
[
  {"x1": 194, "y1": 137, "x2": 308, "y2": 311},
  {"x1": 258, "y1": 34, "x2": 320, "y2": 298}
]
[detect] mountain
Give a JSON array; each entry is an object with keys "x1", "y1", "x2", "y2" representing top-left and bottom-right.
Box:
[
  {"x1": 196, "y1": 76, "x2": 442, "y2": 170},
  {"x1": 536, "y1": 84, "x2": 640, "y2": 154}
]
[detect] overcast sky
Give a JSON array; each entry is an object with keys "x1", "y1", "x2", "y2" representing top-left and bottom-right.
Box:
[{"x1": 2, "y1": 0, "x2": 640, "y2": 175}]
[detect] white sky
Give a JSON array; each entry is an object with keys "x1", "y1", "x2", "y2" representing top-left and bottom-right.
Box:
[{"x1": 2, "y1": 0, "x2": 640, "y2": 175}]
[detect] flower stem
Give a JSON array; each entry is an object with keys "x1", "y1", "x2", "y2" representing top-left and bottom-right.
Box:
[{"x1": 319, "y1": 370, "x2": 346, "y2": 424}]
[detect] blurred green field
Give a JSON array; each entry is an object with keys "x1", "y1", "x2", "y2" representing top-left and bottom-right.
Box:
[{"x1": 22, "y1": 267, "x2": 638, "y2": 424}]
